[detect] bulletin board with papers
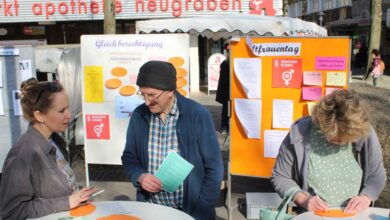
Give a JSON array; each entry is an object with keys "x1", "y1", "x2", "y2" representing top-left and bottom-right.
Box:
[{"x1": 230, "y1": 37, "x2": 351, "y2": 178}]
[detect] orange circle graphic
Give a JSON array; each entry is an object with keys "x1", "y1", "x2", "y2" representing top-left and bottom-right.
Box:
[
  {"x1": 176, "y1": 67, "x2": 188, "y2": 77},
  {"x1": 105, "y1": 78, "x2": 122, "y2": 89},
  {"x1": 111, "y1": 67, "x2": 127, "y2": 77},
  {"x1": 176, "y1": 78, "x2": 187, "y2": 89},
  {"x1": 119, "y1": 85, "x2": 136, "y2": 96},
  {"x1": 177, "y1": 88, "x2": 187, "y2": 96},
  {"x1": 69, "y1": 204, "x2": 96, "y2": 217},
  {"x1": 168, "y1": 57, "x2": 185, "y2": 67},
  {"x1": 315, "y1": 209, "x2": 356, "y2": 217}
]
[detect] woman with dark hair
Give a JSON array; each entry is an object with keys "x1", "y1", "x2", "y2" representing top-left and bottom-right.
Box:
[
  {"x1": 0, "y1": 78, "x2": 96, "y2": 219},
  {"x1": 271, "y1": 89, "x2": 386, "y2": 215}
]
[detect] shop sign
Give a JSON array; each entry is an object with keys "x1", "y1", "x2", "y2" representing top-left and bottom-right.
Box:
[{"x1": 0, "y1": 0, "x2": 282, "y2": 22}]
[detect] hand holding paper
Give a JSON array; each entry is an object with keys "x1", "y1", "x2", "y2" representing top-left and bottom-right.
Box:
[{"x1": 155, "y1": 151, "x2": 194, "y2": 193}]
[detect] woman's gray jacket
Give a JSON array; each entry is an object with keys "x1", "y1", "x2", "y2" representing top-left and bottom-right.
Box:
[
  {"x1": 0, "y1": 126, "x2": 72, "y2": 220},
  {"x1": 271, "y1": 117, "x2": 386, "y2": 201}
]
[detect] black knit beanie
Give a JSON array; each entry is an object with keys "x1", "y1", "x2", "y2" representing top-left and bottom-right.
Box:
[{"x1": 136, "y1": 61, "x2": 177, "y2": 90}]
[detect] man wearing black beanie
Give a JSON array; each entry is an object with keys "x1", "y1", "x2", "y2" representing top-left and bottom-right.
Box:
[{"x1": 122, "y1": 60, "x2": 223, "y2": 220}]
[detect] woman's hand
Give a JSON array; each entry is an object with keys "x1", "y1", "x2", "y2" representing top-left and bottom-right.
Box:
[
  {"x1": 294, "y1": 192, "x2": 328, "y2": 212},
  {"x1": 344, "y1": 195, "x2": 371, "y2": 214},
  {"x1": 138, "y1": 173, "x2": 163, "y2": 193},
  {"x1": 69, "y1": 187, "x2": 97, "y2": 209}
]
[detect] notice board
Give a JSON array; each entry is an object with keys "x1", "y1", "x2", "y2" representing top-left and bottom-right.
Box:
[
  {"x1": 81, "y1": 34, "x2": 189, "y2": 165},
  {"x1": 230, "y1": 37, "x2": 351, "y2": 178}
]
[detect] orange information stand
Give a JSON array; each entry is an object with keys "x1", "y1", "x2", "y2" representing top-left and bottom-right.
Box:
[
  {"x1": 230, "y1": 37, "x2": 351, "y2": 178},
  {"x1": 227, "y1": 37, "x2": 351, "y2": 219}
]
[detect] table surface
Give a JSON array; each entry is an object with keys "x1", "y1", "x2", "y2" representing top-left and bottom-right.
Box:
[
  {"x1": 33, "y1": 201, "x2": 194, "y2": 220},
  {"x1": 293, "y1": 207, "x2": 389, "y2": 220}
]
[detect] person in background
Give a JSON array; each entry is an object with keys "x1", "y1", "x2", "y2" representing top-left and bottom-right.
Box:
[
  {"x1": 122, "y1": 61, "x2": 223, "y2": 220},
  {"x1": 370, "y1": 49, "x2": 385, "y2": 87},
  {"x1": 271, "y1": 89, "x2": 386, "y2": 214},
  {"x1": 0, "y1": 78, "x2": 96, "y2": 219},
  {"x1": 216, "y1": 42, "x2": 230, "y2": 135}
]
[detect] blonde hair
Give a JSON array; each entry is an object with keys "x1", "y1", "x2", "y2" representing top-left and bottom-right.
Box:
[{"x1": 311, "y1": 89, "x2": 369, "y2": 143}]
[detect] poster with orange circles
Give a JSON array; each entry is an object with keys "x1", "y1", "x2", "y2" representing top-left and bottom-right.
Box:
[{"x1": 81, "y1": 34, "x2": 189, "y2": 165}]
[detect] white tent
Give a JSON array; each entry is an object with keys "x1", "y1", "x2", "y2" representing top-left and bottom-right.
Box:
[
  {"x1": 136, "y1": 14, "x2": 327, "y2": 92},
  {"x1": 136, "y1": 14, "x2": 328, "y2": 40}
]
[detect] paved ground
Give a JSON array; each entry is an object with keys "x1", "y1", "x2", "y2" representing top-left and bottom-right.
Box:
[{"x1": 70, "y1": 66, "x2": 390, "y2": 220}]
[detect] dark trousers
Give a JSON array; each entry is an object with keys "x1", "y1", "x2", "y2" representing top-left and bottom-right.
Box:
[{"x1": 221, "y1": 102, "x2": 229, "y2": 131}]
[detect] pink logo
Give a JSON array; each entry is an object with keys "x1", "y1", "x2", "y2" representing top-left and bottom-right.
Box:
[{"x1": 249, "y1": 0, "x2": 276, "y2": 16}]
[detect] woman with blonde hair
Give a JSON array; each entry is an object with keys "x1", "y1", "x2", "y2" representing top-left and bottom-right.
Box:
[
  {"x1": 271, "y1": 89, "x2": 386, "y2": 214},
  {"x1": 0, "y1": 78, "x2": 96, "y2": 219}
]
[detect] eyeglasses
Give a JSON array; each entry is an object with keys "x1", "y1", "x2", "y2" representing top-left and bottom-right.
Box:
[
  {"x1": 34, "y1": 81, "x2": 60, "y2": 106},
  {"x1": 136, "y1": 90, "x2": 165, "y2": 103}
]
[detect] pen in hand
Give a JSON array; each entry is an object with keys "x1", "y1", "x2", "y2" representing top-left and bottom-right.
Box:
[{"x1": 91, "y1": 189, "x2": 105, "y2": 197}]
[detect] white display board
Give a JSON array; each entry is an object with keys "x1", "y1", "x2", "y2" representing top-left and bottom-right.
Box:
[{"x1": 81, "y1": 34, "x2": 190, "y2": 165}]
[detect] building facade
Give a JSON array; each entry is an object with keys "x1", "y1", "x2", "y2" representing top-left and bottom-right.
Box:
[{"x1": 288, "y1": 0, "x2": 390, "y2": 69}]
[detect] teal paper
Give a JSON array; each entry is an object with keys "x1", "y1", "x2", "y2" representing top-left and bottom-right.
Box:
[{"x1": 155, "y1": 151, "x2": 194, "y2": 193}]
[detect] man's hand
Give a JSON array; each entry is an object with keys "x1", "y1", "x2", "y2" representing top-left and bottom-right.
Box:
[
  {"x1": 294, "y1": 191, "x2": 328, "y2": 212},
  {"x1": 344, "y1": 195, "x2": 371, "y2": 214},
  {"x1": 138, "y1": 173, "x2": 163, "y2": 193}
]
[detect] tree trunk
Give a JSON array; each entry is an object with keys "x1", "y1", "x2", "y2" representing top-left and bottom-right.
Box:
[
  {"x1": 104, "y1": 0, "x2": 116, "y2": 34},
  {"x1": 364, "y1": 0, "x2": 382, "y2": 79},
  {"x1": 283, "y1": 0, "x2": 289, "y2": 16}
]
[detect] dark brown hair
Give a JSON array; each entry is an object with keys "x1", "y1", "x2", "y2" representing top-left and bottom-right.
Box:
[
  {"x1": 20, "y1": 78, "x2": 64, "y2": 123},
  {"x1": 371, "y1": 49, "x2": 380, "y2": 57},
  {"x1": 311, "y1": 89, "x2": 369, "y2": 143}
]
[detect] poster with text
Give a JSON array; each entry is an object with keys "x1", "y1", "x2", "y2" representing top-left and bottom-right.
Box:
[
  {"x1": 85, "y1": 114, "x2": 110, "y2": 139},
  {"x1": 81, "y1": 34, "x2": 190, "y2": 165}
]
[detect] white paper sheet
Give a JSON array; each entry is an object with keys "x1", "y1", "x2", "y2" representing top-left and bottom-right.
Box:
[
  {"x1": 19, "y1": 60, "x2": 33, "y2": 81},
  {"x1": 12, "y1": 90, "x2": 22, "y2": 116},
  {"x1": 233, "y1": 58, "x2": 261, "y2": 98},
  {"x1": 0, "y1": 61, "x2": 3, "y2": 87},
  {"x1": 0, "y1": 89, "x2": 4, "y2": 116},
  {"x1": 272, "y1": 99, "x2": 293, "y2": 129},
  {"x1": 234, "y1": 99, "x2": 261, "y2": 139},
  {"x1": 264, "y1": 130, "x2": 289, "y2": 158}
]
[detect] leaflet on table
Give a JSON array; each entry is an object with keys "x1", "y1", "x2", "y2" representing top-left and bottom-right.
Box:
[
  {"x1": 233, "y1": 58, "x2": 261, "y2": 99},
  {"x1": 155, "y1": 151, "x2": 194, "y2": 193},
  {"x1": 264, "y1": 130, "x2": 289, "y2": 158},
  {"x1": 234, "y1": 99, "x2": 261, "y2": 139},
  {"x1": 272, "y1": 99, "x2": 293, "y2": 129}
]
